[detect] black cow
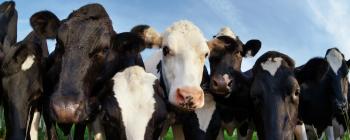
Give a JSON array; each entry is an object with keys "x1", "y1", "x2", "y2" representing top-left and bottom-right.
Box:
[
  {"x1": 295, "y1": 48, "x2": 349, "y2": 139},
  {"x1": 0, "y1": 1, "x2": 55, "y2": 140},
  {"x1": 30, "y1": 4, "x2": 116, "y2": 139},
  {"x1": 0, "y1": 1, "x2": 17, "y2": 102},
  {"x1": 250, "y1": 51, "x2": 300, "y2": 140},
  {"x1": 207, "y1": 27, "x2": 261, "y2": 139}
]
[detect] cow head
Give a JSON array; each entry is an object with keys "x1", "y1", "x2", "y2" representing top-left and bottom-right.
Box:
[
  {"x1": 325, "y1": 48, "x2": 348, "y2": 112},
  {"x1": 34, "y1": 4, "x2": 114, "y2": 123},
  {"x1": 207, "y1": 27, "x2": 261, "y2": 96},
  {"x1": 251, "y1": 51, "x2": 299, "y2": 140},
  {"x1": 40, "y1": 4, "x2": 150, "y2": 123},
  {"x1": 133, "y1": 21, "x2": 209, "y2": 110}
]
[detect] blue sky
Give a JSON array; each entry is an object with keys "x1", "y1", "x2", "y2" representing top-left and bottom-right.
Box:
[{"x1": 14, "y1": 0, "x2": 350, "y2": 71}]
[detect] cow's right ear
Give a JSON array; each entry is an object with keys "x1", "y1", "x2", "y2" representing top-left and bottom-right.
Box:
[
  {"x1": 295, "y1": 58, "x2": 329, "y2": 83},
  {"x1": 30, "y1": 11, "x2": 60, "y2": 39},
  {"x1": 347, "y1": 59, "x2": 350, "y2": 68},
  {"x1": 243, "y1": 39, "x2": 261, "y2": 58},
  {"x1": 131, "y1": 25, "x2": 162, "y2": 48}
]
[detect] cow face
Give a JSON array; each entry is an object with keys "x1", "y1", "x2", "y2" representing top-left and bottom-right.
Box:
[
  {"x1": 34, "y1": 4, "x2": 114, "y2": 123},
  {"x1": 133, "y1": 21, "x2": 209, "y2": 110},
  {"x1": 325, "y1": 48, "x2": 349, "y2": 112},
  {"x1": 251, "y1": 51, "x2": 299, "y2": 140},
  {"x1": 208, "y1": 27, "x2": 261, "y2": 96}
]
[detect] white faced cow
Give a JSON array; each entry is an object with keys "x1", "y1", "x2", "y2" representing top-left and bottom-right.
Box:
[{"x1": 135, "y1": 21, "x2": 209, "y2": 110}]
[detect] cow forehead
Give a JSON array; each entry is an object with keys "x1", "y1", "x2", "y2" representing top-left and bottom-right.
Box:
[
  {"x1": 215, "y1": 27, "x2": 237, "y2": 39},
  {"x1": 326, "y1": 49, "x2": 343, "y2": 74},
  {"x1": 162, "y1": 20, "x2": 209, "y2": 53},
  {"x1": 261, "y1": 57, "x2": 283, "y2": 76}
]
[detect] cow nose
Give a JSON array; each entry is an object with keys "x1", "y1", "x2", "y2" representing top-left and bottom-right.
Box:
[
  {"x1": 51, "y1": 99, "x2": 83, "y2": 123},
  {"x1": 175, "y1": 87, "x2": 204, "y2": 110},
  {"x1": 210, "y1": 75, "x2": 232, "y2": 94}
]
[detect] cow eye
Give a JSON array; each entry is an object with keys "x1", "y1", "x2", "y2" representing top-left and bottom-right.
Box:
[
  {"x1": 205, "y1": 53, "x2": 209, "y2": 57},
  {"x1": 295, "y1": 88, "x2": 300, "y2": 96},
  {"x1": 163, "y1": 46, "x2": 170, "y2": 56}
]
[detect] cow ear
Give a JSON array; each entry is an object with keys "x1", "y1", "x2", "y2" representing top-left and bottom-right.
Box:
[
  {"x1": 131, "y1": 25, "x2": 162, "y2": 48},
  {"x1": 347, "y1": 59, "x2": 350, "y2": 68},
  {"x1": 30, "y1": 11, "x2": 60, "y2": 39},
  {"x1": 295, "y1": 58, "x2": 329, "y2": 83},
  {"x1": 243, "y1": 39, "x2": 261, "y2": 58}
]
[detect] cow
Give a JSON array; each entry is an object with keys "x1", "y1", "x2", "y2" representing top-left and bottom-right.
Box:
[
  {"x1": 295, "y1": 48, "x2": 349, "y2": 140},
  {"x1": 0, "y1": 0, "x2": 17, "y2": 101},
  {"x1": 0, "y1": 1, "x2": 53, "y2": 140},
  {"x1": 207, "y1": 27, "x2": 261, "y2": 139},
  {"x1": 28, "y1": 4, "x2": 116, "y2": 139},
  {"x1": 250, "y1": 51, "x2": 300, "y2": 140},
  {"x1": 95, "y1": 66, "x2": 167, "y2": 140},
  {"x1": 132, "y1": 21, "x2": 210, "y2": 139},
  {"x1": 35, "y1": 4, "x2": 162, "y2": 139}
]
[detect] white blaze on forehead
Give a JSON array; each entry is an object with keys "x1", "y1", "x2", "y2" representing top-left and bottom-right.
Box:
[
  {"x1": 215, "y1": 27, "x2": 237, "y2": 39},
  {"x1": 195, "y1": 94, "x2": 216, "y2": 132},
  {"x1": 21, "y1": 55, "x2": 35, "y2": 71},
  {"x1": 326, "y1": 49, "x2": 343, "y2": 74},
  {"x1": 261, "y1": 57, "x2": 283, "y2": 76},
  {"x1": 112, "y1": 66, "x2": 157, "y2": 140}
]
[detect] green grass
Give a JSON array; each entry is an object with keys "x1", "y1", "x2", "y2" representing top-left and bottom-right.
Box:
[{"x1": 0, "y1": 107, "x2": 349, "y2": 140}]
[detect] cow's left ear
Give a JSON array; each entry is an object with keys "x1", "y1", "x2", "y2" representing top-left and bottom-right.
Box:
[
  {"x1": 347, "y1": 59, "x2": 350, "y2": 68},
  {"x1": 30, "y1": 11, "x2": 60, "y2": 39},
  {"x1": 243, "y1": 39, "x2": 261, "y2": 57}
]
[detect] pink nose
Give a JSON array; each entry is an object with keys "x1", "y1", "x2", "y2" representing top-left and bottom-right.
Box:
[
  {"x1": 175, "y1": 86, "x2": 204, "y2": 110},
  {"x1": 210, "y1": 75, "x2": 232, "y2": 94}
]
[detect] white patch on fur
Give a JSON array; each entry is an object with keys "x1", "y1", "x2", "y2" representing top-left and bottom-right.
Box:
[
  {"x1": 195, "y1": 94, "x2": 216, "y2": 132},
  {"x1": 159, "y1": 20, "x2": 208, "y2": 108},
  {"x1": 21, "y1": 55, "x2": 35, "y2": 71},
  {"x1": 325, "y1": 126, "x2": 335, "y2": 140},
  {"x1": 261, "y1": 57, "x2": 283, "y2": 76},
  {"x1": 332, "y1": 118, "x2": 345, "y2": 140},
  {"x1": 30, "y1": 111, "x2": 40, "y2": 140},
  {"x1": 215, "y1": 27, "x2": 237, "y2": 39},
  {"x1": 326, "y1": 49, "x2": 343, "y2": 75},
  {"x1": 144, "y1": 27, "x2": 162, "y2": 48},
  {"x1": 295, "y1": 123, "x2": 308, "y2": 140},
  {"x1": 113, "y1": 66, "x2": 157, "y2": 140}
]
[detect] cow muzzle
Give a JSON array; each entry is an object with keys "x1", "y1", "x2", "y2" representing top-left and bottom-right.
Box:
[
  {"x1": 173, "y1": 86, "x2": 204, "y2": 110},
  {"x1": 50, "y1": 99, "x2": 88, "y2": 123},
  {"x1": 210, "y1": 74, "x2": 233, "y2": 95}
]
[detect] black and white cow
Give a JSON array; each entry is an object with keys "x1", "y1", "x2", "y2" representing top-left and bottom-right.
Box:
[
  {"x1": 0, "y1": 1, "x2": 54, "y2": 139},
  {"x1": 250, "y1": 51, "x2": 300, "y2": 140},
  {"x1": 295, "y1": 48, "x2": 349, "y2": 139},
  {"x1": 207, "y1": 27, "x2": 261, "y2": 139},
  {"x1": 96, "y1": 66, "x2": 167, "y2": 140}
]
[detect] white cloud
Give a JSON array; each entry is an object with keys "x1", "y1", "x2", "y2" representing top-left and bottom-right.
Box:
[{"x1": 307, "y1": 0, "x2": 350, "y2": 59}]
